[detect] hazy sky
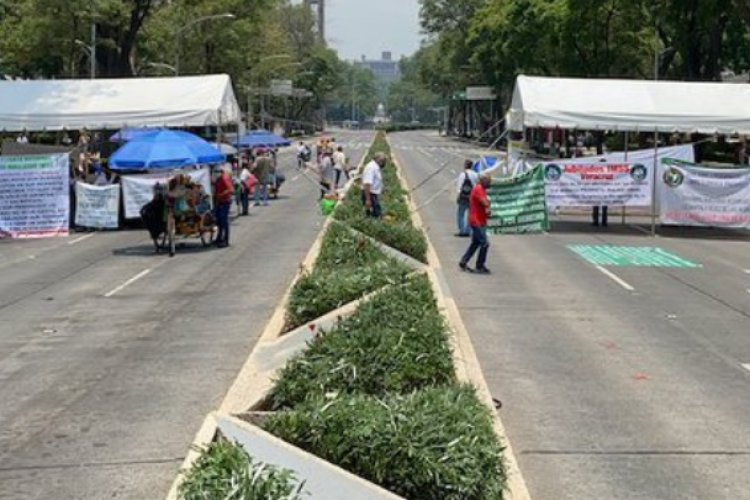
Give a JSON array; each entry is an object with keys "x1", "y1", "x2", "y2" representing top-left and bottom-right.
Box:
[{"x1": 322, "y1": 0, "x2": 423, "y2": 61}]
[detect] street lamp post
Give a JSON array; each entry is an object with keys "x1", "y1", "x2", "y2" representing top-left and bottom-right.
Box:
[{"x1": 174, "y1": 13, "x2": 235, "y2": 76}]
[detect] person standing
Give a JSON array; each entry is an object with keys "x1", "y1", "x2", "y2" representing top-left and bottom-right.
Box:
[
  {"x1": 332, "y1": 146, "x2": 348, "y2": 187},
  {"x1": 319, "y1": 150, "x2": 335, "y2": 199},
  {"x1": 455, "y1": 159, "x2": 479, "y2": 237},
  {"x1": 238, "y1": 160, "x2": 253, "y2": 216},
  {"x1": 459, "y1": 174, "x2": 492, "y2": 274},
  {"x1": 214, "y1": 166, "x2": 234, "y2": 248},
  {"x1": 592, "y1": 205, "x2": 608, "y2": 227},
  {"x1": 362, "y1": 152, "x2": 387, "y2": 218},
  {"x1": 252, "y1": 149, "x2": 273, "y2": 206}
]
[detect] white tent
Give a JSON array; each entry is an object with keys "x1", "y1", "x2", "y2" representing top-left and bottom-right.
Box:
[
  {"x1": 0, "y1": 74, "x2": 241, "y2": 132},
  {"x1": 508, "y1": 75, "x2": 750, "y2": 134}
]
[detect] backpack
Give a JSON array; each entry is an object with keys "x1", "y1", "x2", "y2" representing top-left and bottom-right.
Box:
[{"x1": 457, "y1": 173, "x2": 473, "y2": 204}]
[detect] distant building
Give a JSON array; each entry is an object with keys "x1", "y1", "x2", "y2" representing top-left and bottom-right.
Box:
[{"x1": 355, "y1": 51, "x2": 401, "y2": 83}]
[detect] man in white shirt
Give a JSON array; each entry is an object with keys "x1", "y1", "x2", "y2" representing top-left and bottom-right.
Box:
[
  {"x1": 332, "y1": 146, "x2": 347, "y2": 187},
  {"x1": 319, "y1": 151, "x2": 335, "y2": 199},
  {"x1": 361, "y1": 152, "x2": 388, "y2": 218},
  {"x1": 455, "y1": 159, "x2": 479, "y2": 236}
]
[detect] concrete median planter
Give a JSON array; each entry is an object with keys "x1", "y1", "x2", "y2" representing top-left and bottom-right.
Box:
[{"x1": 167, "y1": 133, "x2": 525, "y2": 500}]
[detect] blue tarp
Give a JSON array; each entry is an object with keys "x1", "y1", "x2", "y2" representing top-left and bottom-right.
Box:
[
  {"x1": 109, "y1": 127, "x2": 163, "y2": 143},
  {"x1": 109, "y1": 130, "x2": 225, "y2": 170},
  {"x1": 235, "y1": 130, "x2": 291, "y2": 149}
]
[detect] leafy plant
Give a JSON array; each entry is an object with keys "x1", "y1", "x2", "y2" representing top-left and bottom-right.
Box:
[
  {"x1": 265, "y1": 386, "x2": 506, "y2": 500},
  {"x1": 334, "y1": 132, "x2": 428, "y2": 263},
  {"x1": 272, "y1": 274, "x2": 455, "y2": 409},
  {"x1": 285, "y1": 222, "x2": 411, "y2": 329},
  {"x1": 179, "y1": 441, "x2": 306, "y2": 500}
]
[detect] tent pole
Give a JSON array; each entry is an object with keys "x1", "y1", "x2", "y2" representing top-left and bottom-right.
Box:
[
  {"x1": 622, "y1": 130, "x2": 629, "y2": 225},
  {"x1": 651, "y1": 130, "x2": 658, "y2": 236}
]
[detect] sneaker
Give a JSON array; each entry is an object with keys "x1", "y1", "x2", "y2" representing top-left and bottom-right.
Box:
[
  {"x1": 459, "y1": 262, "x2": 474, "y2": 273},
  {"x1": 475, "y1": 267, "x2": 491, "y2": 275}
]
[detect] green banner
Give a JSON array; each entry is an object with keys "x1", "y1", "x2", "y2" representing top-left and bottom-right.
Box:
[{"x1": 487, "y1": 166, "x2": 549, "y2": 234}]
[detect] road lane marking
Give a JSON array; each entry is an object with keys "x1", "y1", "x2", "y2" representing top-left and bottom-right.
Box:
[
  {"x1": 67, "y1": 233, "x2": 95, "y2": 245},
  {"x1": 595, "y1": 265, "x2": 635, "y2": 291},
  {"x1": 104, "y1": 269, "x2": 152, "y2": 298},
  {"x1": 744, "y1": 269, "x2": 750, "y2": 275},
  {"x1": 741, "y1": 363, "x2": 750, "y2": 373}
]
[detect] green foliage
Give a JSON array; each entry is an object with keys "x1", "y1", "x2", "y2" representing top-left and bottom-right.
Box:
[
  {"x1": 334, "y1": 132, "x2": 428, "y2": 263},
  {"x1": 179, "y1": 441, "x2": 306, "y2": 500},
  {"x1": 286, "y1": 222, "x2": 411, "y2": 330},
  {"x1": 271, "y1": 274, "x2": 455, "y2": 409},
  {"x1": 265, "y1": 385, "x2": 506, "y2": 500}
]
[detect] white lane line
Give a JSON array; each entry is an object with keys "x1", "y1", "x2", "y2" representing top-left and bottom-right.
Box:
[
  {"x1": 743, "y1": 269, "x2": 750, "y2": 275},
  {"x1": 741, "y1": 363, "x2": 750, "y2": 373},
  {"x1": 594, "y1": 265, "x2": 635, "y2": 291},
  {"x1": 67, "y1": 233, "x2": 95, "y2": 245},
  {"x1": 104, "y1": 269, "x2": 152, "y2": 298}
]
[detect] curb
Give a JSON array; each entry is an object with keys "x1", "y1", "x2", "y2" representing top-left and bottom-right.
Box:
[{"x1": 389, "y1": 135, "x2": 532, "y2": 500}]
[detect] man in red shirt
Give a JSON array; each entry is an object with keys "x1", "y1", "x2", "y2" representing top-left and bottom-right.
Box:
[
  {"x1": 459, "y1": 174, "x2": 492, "y2": 274},
  {"x1": 213, "y1": 166, "x2": 234, "y2": 248}
]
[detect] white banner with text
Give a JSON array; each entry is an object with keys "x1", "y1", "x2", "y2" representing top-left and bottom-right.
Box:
[
  {"x1": 121, "y1": 168, "x2": 211, "y2": 219},
  {"x1": 0, "y1": 154, "x2": 69, "y2": 239},
  {"x1": 75, "y1": 182, "x2": 120, "y2": 228},
  {"x1": 660, "y1": 159, "x2": 750, "y2": 228}
]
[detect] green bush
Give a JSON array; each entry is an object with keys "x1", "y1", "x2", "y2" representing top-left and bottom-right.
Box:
[
  {"x1": 179, "y1": 441, "x2": 306, "y2": 500},
  {"x1": 265, "y1": 385, "x2": 506, "y2": 500},
  {"x1": 286, "y1": 222, "x2": 411, "y2": 329},
  {"x1": 271, "y1": 274, "x2": 455, "y2": 409}
]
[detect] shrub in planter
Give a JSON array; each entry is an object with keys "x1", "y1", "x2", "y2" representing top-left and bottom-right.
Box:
[
  {"x1": 179, "y1": 441, "x2": 306, "y2": 500},
  {"x1": 271, "y1": 274, "x2": 455, "y2": 409},
  {"x1": 265, "y1": 385, "x2": 506, "y2": 500},
  {"x1": 286, "y1": 222, "x2": 411, "y2": 329}
]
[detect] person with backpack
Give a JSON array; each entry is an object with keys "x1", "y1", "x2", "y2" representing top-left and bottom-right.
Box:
[{"x1": 455, "y1": 159, "x2": 479, "y2": 237}]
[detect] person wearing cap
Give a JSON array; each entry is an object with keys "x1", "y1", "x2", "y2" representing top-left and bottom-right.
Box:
[{"x1": 214, "y1": 165, "x2": 234, "y2": 248}]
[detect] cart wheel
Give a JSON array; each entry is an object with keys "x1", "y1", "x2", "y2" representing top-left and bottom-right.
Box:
[
  {"x1": 201, "y1": 226, "x2": 216, "y2": 247},
  {"x1": 167, "y1": 215, "x2": 176, "y2": 257}
]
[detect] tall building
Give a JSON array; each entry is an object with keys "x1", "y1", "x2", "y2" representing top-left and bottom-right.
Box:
[
  {"x1": 356, "y1": 51, "x2": 401, "y2": 83},
  {"x1": 303, "y1": 0, "x2": 326, "y2": 43}
]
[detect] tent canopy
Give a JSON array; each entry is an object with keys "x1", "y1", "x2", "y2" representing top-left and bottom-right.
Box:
[
  {"x1": 508, "y1": 75, "x2": 750, "y2": 134},
  {"x1": 235, "y1": 130, "x2": 291, "y2": 149},
  {"x1": 0, "y1": 74, "x2": 241, "y2": 132}
]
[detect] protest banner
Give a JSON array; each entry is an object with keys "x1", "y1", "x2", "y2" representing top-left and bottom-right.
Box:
[
  {"x1": 487, "y1": 165, "x2": 549, "y2": 234},
  {"x1": 543, "y1": 160, "x2": 652, "y2": 208},
  {"x1": 121, "y1": 168, "x2": 211, "y2": 219},
  {"x1": 75, "y1": 182, "x2": 120, "y2": 228},
  {"x1": 660, "y1": 158, "x2": 750, "y2": 228},
  {"x1": 0, "y1": 154, "x2": 69, "y2": 239}
]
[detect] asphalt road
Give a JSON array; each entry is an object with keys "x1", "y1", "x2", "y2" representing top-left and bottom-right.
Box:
[
  {"x1": 390, "y1": 130, "x2": 750, "y2": 500},
  {"x1": 0, "y1": 129, "x2": 373, "y2": 500}
]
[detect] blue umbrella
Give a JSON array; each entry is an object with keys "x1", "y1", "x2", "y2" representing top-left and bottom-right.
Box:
[
  {"x1": 474, "y1": 156, "x2": 501, "y2": 173},
  {"x1": 109, "y1": 127, "x2": 164, "y2": 143},
  {"x1": 109, "y1": 130, "x2": 226, "y2": 170},
  {"x1": 236, "y1": 130, "x2": 291, "y2": 149}
]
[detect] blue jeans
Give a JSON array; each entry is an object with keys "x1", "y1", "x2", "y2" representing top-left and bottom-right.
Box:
[
  {"x1": 460, "y1": 226, "x2": 489, "y2": 269},
  {"x1": 457, "y1": 203, "x2": 470, "y2": 235},
  {"x1": 215, "y1": 202, "x2": 231, "y2": 245},
  {"x1": 254, "y1": 182, "x2": 269, "y2": 205}
]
